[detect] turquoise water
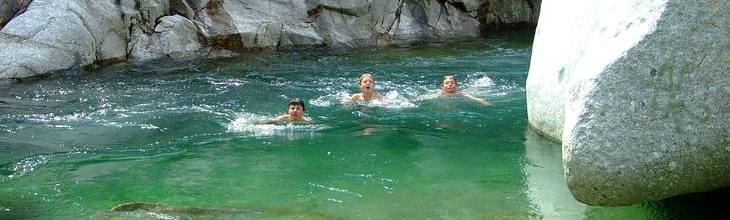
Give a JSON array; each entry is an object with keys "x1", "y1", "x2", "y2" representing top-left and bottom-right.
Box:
[{"x1": 0, "y1": 34, "x2": 724, "y2": 219}]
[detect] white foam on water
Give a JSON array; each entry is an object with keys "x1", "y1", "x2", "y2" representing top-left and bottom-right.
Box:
[
  {"x1": 226, "y1": 112, "x2": 323, "y2": 137},
  {"x1": 340, "y1": 90, "x2": 417, "y2": 109},
  {"x1": 310, "y1": 91, "x2": 352, "y2": 107},
  {"x1": 414, "y1": 89, "x2": 441, "y2": 102},
  {"x1": 469, "y1": 75, "x2": 496, "y2": 88},
  {"x1": 374, "y1": 91, "x2": 417, "y2": 109}
]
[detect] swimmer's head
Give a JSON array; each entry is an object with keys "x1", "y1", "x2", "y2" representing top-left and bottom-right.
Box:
[
  {"x1": 288, "y1": 98, "x2": 305, "y2": 118},
  {"x1": 442, "y1": 75, "x2": 457, "y2": 93},
  {"x1": 359, "y1": 72, "x2": 376, "y2": 93}
]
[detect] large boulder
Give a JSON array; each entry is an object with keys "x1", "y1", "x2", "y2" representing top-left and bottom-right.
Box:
[
  {"x1": 528, "y1": 0, "x2": 730, "y2": 206},
  {"x1": 0, "y1": 0, "x2": 128, "y2": 78}
]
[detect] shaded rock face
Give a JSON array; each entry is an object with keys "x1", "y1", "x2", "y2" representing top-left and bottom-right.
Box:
[
  {"x1": 528, "y1": 0, "x2": 729, "y2": 206},
  {"x1": 0, "y1": 1, "x2": 17, "y2": 27},
  {"x1": 477, "y1": 0, "x2": 540, "y2": 34},
  {"x1": 0, "y1": 0, "x2": 31, "y2": 28},
  {"x1": 0, "y1": 0, "x2": 539, "y2": 79}
]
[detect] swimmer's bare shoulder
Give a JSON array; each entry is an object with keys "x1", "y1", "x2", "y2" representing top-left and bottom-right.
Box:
[{"x1": 351, "y1": 93, "x2": 364, "y2": 101}]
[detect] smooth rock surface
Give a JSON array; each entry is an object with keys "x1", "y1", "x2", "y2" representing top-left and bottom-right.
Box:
[
  {"x1": 530, "y1": 0, "x2": 729, "y2": 206},
  {"x1": 0, "y1": 0, "x2": 128, "y2": 78}
]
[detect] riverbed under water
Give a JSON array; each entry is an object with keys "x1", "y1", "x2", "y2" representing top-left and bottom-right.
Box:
[{"x1": 0, "y1": 33, "x2": 725, "y2": 219}]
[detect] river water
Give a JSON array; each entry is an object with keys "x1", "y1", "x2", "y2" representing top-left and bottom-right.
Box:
[{"x1": 0, "y1": 33, "x2": 720, "y2": 219}]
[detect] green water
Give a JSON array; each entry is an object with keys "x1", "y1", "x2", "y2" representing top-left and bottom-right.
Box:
[{"x1": 0, "y1": 34, "x2": 724, "y2": 219}]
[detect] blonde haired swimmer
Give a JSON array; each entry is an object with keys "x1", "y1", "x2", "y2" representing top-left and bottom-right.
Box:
[
  {"x1": 350, "y1": 72, "x2": 385, "y2": 102},
  {"x1": 257, "y1": 98, "x2": 313, "y2": 124}
]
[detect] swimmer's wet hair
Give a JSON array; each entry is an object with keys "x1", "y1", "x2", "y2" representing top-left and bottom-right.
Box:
[
  {"x1": 288, "y1": 98, "x2": 305, "y2": 111},
  {"x1": 443, "y1": 74, "x2": 456, "y2": 80},
  {"x1": 359, "y1": 72, "x2": 374, "y2": 84}
]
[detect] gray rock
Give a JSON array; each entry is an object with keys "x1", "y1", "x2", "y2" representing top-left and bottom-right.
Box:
[
  {"x1": 169, "y1": 0, "x2": 195, "y2": 19},
  {"x1": 279, "y1": 22, "x2": 324, "y2": 48},
  {"x1": 0, "y1": 34, "x2": 75, "y2": 78},
  {"x1": 129, "y1": 15, "x2": 203, "y2": 61},
  {"x1": 195, "y1": 0, "x2": 311, "y2": 51},
  {"x1": 0, "y1": 0, "x2": 19, "y2": 27},
  {"x1": 0, "y1": 0, "x2": 128, "y2": 79},
  {"x1": 478, "y1": 0, "x2": 539, "y2": 33},
  {"x1": 452, "y1": 0, "x2": 488, "y2": 12},
  {"x1": 310, "y1": 0, "x2": 480, "y2": 47},
  {"x1": 529, "y1": 0, "x2": 730, "y2": 206},
  {"x1": 419, "y1": 0, "x2": 480, "y2": 39},
  {"x1": 309, "y1": 0, "x2": 397, "y2": 47}
]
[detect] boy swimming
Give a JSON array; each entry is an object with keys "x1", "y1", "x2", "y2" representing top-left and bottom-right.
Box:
[
  {"x1": 257, "y1": 98, "x2": 313, "y2": 124},
  {"x1": 350, "y1": 72, "x2": 385, "y2": 102},
  {"x1": 417, "y1": 75, "x2": 493, "y2": 107}
]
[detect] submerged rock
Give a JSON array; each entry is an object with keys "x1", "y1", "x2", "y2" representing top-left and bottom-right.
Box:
[
  {"x1": 94, "y1": 202, "x2": 341, "y2": 220},
  {"x1": 527, "y1": 0, "x2": 730, "y2": 206}
]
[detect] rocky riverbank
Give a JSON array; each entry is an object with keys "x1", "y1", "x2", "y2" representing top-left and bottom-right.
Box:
[{"x1": 0, "y1": 0, "x2": 539, "y2": 79}]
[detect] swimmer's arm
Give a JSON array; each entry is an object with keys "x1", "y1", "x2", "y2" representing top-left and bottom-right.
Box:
[
  {"x1": 463, "y1": 93, "x2": 493, "y2": 107},
  {"x1": 415, "y1": 93, "x2": 438, "y2": 102},
  {"x1": 256, "y1": 115, "x2": 288, "y2": 124},
  {"x1": 375, "y1": 92, "x2": 389, "y2": 103}
]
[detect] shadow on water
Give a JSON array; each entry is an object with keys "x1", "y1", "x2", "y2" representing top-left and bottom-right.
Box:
[
  {"x1": 524, "y1": 127, "x2": 730, "y2": 220},
  {"x1": 641, "y1": 187, "x2": 730, "y2": 220}
]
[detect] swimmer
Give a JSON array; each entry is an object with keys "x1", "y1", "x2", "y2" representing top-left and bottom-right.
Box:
[
  {"x1": 257, "y1": 98, "x2": 313, "y2": 124},
  {"x1": 418, "y1": 75, "x2": 493, "y2": 107},
  {"x1": 350, "y1": 72, "x2": 385, "y2": 102}
]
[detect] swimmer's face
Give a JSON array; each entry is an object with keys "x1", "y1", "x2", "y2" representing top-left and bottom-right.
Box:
[
  {"x1": 288, "y1": 104, "x2": 304, "y2": 118},
  {"x1": 359, "y1": 75, "x2": 375, "y2": 93},
  {"x1": 442, "y1": 77, "x2": 457, "y2": 93}
]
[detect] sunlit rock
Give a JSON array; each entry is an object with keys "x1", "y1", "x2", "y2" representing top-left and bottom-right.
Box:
[
  {"x1": 0, "y1": 0, "x2": 127, "y2": 78},
  {"x1": 528, "y1": 0, "x2": 730, "y2": 206},
  {"x1": 195, "y1": 0, "x2": 314, "y2": 51}
]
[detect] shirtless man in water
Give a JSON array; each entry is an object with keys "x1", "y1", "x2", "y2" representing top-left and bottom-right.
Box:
[
  {"x1": 350, "y1": 73, "x2": 385, "y2": 102},
  {"x1": 421, "y1": 75, "x2": 493, "y2": 107},
  {"x1": 258, "y1": 98, "x2": 313, "y2": 124}
]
